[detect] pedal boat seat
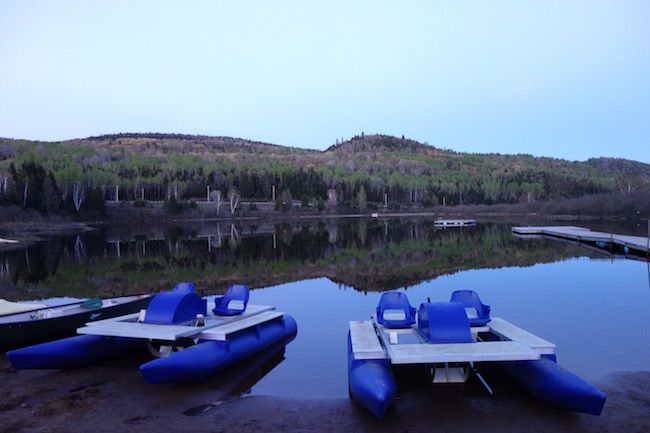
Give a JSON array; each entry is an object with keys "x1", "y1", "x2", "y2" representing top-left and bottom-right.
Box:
[
  {"x1": 376, "y1": 291, "x2": 416, "y2": 329},
  {"x1": 143, "y1": 283, "x2": 207, "y2": 325},
  {"x1": 213, "y1": 284, "x2": 250, "y2": 316},
  {"x1": 450, "y1": 290, "x2": 491, "y2": 326},
  {"x1": 418, "y1": 301, "x2": 473, "y2": 344}
]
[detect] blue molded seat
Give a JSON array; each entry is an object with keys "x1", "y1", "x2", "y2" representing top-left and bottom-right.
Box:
[
  {"x1": 213, "y1": 284, "x2": 250, "y2": 316},
  {"x1": 173, "y1": 282, "x2": 196, "y2": 293},
  {"x1": 376, "y1": 292, "x2": 416, "y2": 329},
  {"x1": 450, "y1": 290, "x2": 491, "y2": 326},
  {"x1": 418, "y1": 302, "x2": 473, "y2": 344},
  {"x1": 144, "y1": 290, "x2": 207, "y2": 325}
]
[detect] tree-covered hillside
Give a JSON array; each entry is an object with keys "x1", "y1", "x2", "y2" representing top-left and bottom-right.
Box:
[{"x1": 0, "y1": 133, "x2": 648, "y2": 216}]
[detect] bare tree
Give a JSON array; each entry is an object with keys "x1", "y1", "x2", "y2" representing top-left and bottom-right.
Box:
[
  {"x1": 74, "y1": 235, "x2": 86, "y2": 262},
  {"x1": 0, "y1": 258, "x2": 10, "y2": 279},
  {"x1": 228, "y1": 189, "x2": 240, "y2": 214},
  {"x1": 357, "y1": 186, "x2": 367, "y2": 211},
  {"x1": 0, "y1": 170, "x2": 8, "y2": 195},
  {"x1": 229, "y1": 224, "x2": 240, "y2": 247},
  {"x1": 71, "y1": 182, "x2": 86, "y2": 212},
  {"x1": 210, "y1": 190, "x2": 224, "y2": 215},
  {"x1": 618, "y1": 172, "x2": 642, "y2": 195},
  {"x1": 327, "y1": 189, "x2": 338, "y2": 209},
  {"x1": 215, "y1": 223, "x2": 223, "y2": 247},
  {"x1": 22, "y1": 178, "x2": 28, "y2": 208}
]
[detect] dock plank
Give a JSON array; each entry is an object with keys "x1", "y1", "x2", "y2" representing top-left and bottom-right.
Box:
[
  {"x1": 79, "y1": 321, "x2": 190, "y2": 340},
  {"x1": 197, "y1": 311, "x2": 284, "y2": 341},
  {"x1": 349, "y1": 321, "x2": 386, "y2": 359},
  {"x1": 387, "y1": 340, "x2": 540, "y2": 364},
  {"x1": 487, "y1": 318, "x2": 555, "y2": 354}
]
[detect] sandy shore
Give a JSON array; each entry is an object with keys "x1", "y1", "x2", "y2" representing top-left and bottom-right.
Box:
[{"x1": 1, "y1": 350, "x2": 649, "y2": 433}]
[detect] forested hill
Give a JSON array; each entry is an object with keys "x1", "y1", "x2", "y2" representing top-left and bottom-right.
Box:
[{"x1": 0, "y1": 133, "x2": 648, "y2": 215}]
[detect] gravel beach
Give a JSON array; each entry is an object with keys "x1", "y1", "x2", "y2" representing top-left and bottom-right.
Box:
[{"x1": 2, "y1": 351, "x2": 649, "y2": 433}]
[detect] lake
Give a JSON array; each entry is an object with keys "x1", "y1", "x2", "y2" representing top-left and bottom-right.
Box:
[{"x1": 1, "y1": 217, "x2": 649, "y2": 398}]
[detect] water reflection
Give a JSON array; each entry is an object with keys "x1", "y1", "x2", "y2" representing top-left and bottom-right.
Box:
[
  {"x1": 183, "y1": 337, "x2": 290, "y2": 416},
  {"x1": 248, "y1": 258, "x2": 650, "y2": 398},
  {"x1": 1, "y1": 218, "x2": 649, "y2": 398},
  {"x1": 0, "y1": 219, "x2": 606, "y2": 299}
]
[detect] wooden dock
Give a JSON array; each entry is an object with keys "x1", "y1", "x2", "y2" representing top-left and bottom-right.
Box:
[{"x1": 512, "y1": 226, "x2": 649, "y2": 260}]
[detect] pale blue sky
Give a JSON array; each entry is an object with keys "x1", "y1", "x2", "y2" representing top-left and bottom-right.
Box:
[{"x1": 1, "y1": 1, "x2": 649, "y2": 163}]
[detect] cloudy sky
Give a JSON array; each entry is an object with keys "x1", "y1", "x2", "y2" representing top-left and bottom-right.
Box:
[{"x1": 1, "y1": 1, "x2": 648, "y2": 163}]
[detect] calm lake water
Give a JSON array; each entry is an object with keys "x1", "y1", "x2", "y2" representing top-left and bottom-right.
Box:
[{"x1": 2, "y1": 217, "x2": 649, "y2": 398}]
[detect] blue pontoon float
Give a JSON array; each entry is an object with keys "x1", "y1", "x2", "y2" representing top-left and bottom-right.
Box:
[
  {"x1": 8, "y1": 283, "x2": 297, "y2": 384},
  {"x1": 348, "y1": 290, "x2": 606, "y2": 418}
]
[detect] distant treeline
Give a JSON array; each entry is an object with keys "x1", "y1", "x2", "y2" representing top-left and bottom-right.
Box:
[{"x1": 0, "y1": 133, "x2": 648, "y2": 217}]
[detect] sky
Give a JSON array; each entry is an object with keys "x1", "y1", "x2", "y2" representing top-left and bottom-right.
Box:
[{"x1": 1, "y1": 1, "x2": 649, "y2": 163}]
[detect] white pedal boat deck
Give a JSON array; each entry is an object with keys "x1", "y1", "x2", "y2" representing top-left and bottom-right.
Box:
[
  {"x1": 349, "y1": 316, "x2": 555, "y2": 364},
  {"x1": 79, "y1": 304, "x2": 284, "y2": 342}
]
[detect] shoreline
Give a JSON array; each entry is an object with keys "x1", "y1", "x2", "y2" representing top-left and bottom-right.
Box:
[{"x1": 2, "y1": 351, "x2": 649, "y2": 433}]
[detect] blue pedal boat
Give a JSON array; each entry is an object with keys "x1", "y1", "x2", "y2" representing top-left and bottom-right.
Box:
[
  {"x1": 348, "y1": 290, "x2": 606, "y2": 418},
  {"x1": 7, "y1": 283, "x2": 297, "y2": 384}
]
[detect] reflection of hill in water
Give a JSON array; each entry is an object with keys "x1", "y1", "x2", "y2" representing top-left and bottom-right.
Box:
[
  {"x1": 311, "y1": 223, "x2": 595, "y2": 292},
  {"x1": 1, "y1": 219, "x2": 600, "y2": 299}
]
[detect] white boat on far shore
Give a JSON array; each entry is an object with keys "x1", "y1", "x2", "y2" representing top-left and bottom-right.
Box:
[{"x1": 434, "y1": 218, "x2": 476, "y2": 227}]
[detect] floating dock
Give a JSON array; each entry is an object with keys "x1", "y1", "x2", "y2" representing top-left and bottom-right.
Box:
[{"x1": 512, "y1": 226, "x2": 650, "y2": 261}]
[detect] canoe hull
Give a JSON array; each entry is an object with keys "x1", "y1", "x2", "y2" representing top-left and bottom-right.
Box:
[
  {"x1": 139, "y1": 314, "x2": 298, "y2": 384},
  {"x1": 499, "y1": 356, "x2": 606, "y2": 415},
  {"x1": 347, "y1": 333, "x2": 396, "y2": 419},
  {"x1": 0, "y1": 295, "x2": 152, "y2": 351},
  {"x1": 7, "y1": 334, "x2": 144, "y2": 369}
]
